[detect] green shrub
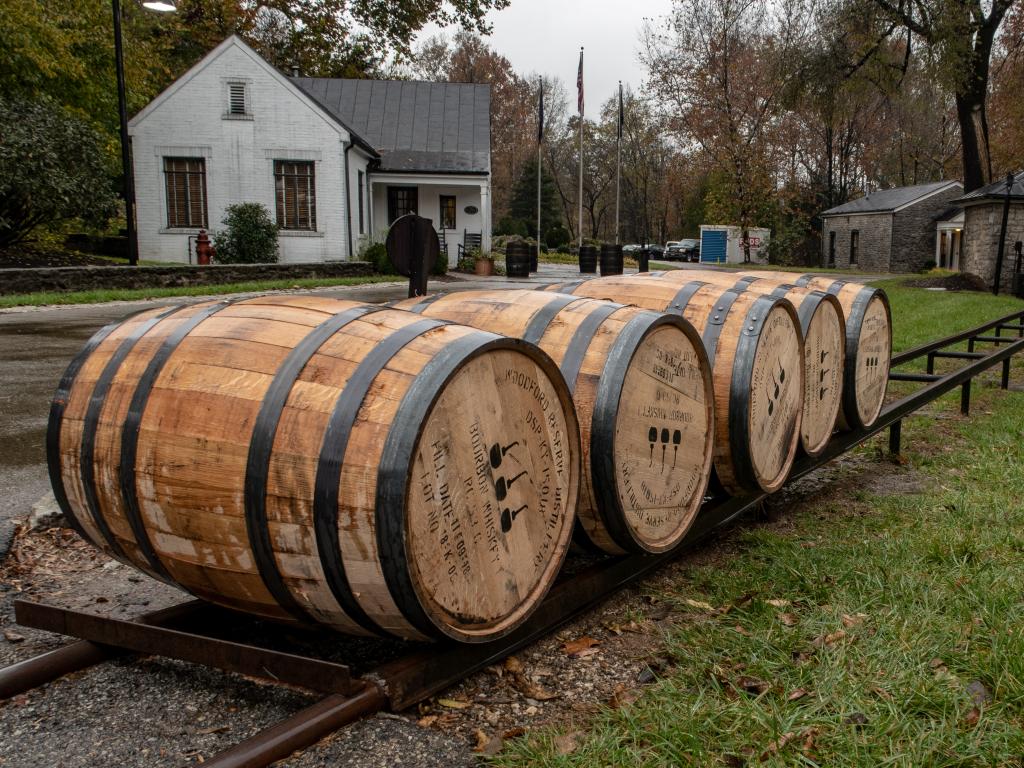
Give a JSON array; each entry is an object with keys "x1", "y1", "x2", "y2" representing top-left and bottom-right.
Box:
[
  {"x1": 545, "y1": 224, "x2": 570, "y2": 249},
  {"x1": 432, "y1": 243, "x2": 448, "y2": 275},
  {"x1": 557, "y1": 244, "x2": 570, "y2": 254},
  {"x1": 360, "y1": 241, "x2": 393, "y2": 274},
  {"x1": 212, "y1": 203, "x2": 279, "y2": 264}
]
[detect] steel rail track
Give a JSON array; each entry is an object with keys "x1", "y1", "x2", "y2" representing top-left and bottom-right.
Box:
[{"x1": 2, "y1": 308, "x2": 1022, "y2": 768}]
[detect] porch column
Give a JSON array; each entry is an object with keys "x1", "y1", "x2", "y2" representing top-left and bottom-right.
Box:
[{"x1": 480, "y1": 180, "x2": 492, "y2": 253}]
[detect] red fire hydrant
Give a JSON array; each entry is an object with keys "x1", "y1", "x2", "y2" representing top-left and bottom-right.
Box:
[{"x1": 196, "y1": 229, "x2": 213, "y2": 265}]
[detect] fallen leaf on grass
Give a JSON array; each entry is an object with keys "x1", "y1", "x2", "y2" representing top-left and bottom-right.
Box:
[
  {"x1": 759, "y1": 730, "x2": 796, "y2": 761},
  {"x1": 563, "y1": 636, "x2": 600, "y2": 656},
  {"x1": 473, "y1": 729, "x2": 503, "y2": 755},
  {"x1": 736, "y1": 676, "x2": 770, "y2": 695},
  {"x1": 765, "y1": 598, "x2": 790, "y2": 608},
  {"x1": 870, "y1": 685, "x2": 893, "y2": 701},
  {"x1": 842, "y1": 613, "x2": 868, "y2": 628},
  {"x1": 787, "y1": 688, "x2": 809, "y2": 702},
  {"x1": 734, "y1": 624, "x2": 752, "y2": 636},
  {"x1": 437, "y1": 697, "x2": 471, "y2": 710},
  {"x1": 759, "y1": 727, "x2": 818, "y2": 761},
  {"x1": 929, "y1": 657, "x2": 946, "y2": 669},
  {"x1": 844, "y1": 712, "x2": 869, "y2": 727},
  {"x1": 554, "y1": 732, "x2": 580, "y2": 755},
  {"x1": 963, "y1": 707, "x2": 981, "y2": 727},
  {"x1": 685, "y1": 598, "x2": 716, "y2": 612},
  {"x1": 778, "y1": 612, "x2": 799, "y2": 627},
  {"x1": 966, "y1": 680, "x2": 992, "y2": 706},
  {"x1": 812, "y1": 629, "x2": 846, "y2": 648},
  {"x1": 610, "y1": 683, "x2": 642, "y2": 708}
]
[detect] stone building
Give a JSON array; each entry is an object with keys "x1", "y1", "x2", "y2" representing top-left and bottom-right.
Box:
[
  {"x1": 820, "y1": 181, "x2": 963, "y2": 272},
  {"x1": 954, "y1": 171, "x2": 1024, "y2": 293}
]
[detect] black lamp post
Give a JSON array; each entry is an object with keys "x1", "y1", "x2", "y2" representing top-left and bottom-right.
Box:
[{"x1": 112, "y1": 0, "x2": 176, "y2": 266}]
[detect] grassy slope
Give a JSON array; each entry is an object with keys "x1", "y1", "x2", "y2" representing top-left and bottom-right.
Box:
[
  {"x1": 0, "y1": 275, "x2": 399, "y2": 309},
  {"x1": 496, "y1": 282, "x2": 1024, "y2": 767}
]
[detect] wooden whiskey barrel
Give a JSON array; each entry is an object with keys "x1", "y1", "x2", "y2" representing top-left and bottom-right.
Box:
[
  {"x1": 397, "y1": 290, "x2": 714, "y2": 555},
  {"x1": 599, "y1": 244, "x2": 624, "y2": 276},
  {"x1": 506, "y1": 241, "x2": 532, "y2": 277},
  {"x1": 546, "y1": 276, "x2": 804, "y2": 496},
  {"x1": 739, "y1": 271, "x2": 891, "y2": 430},
  {"x1": 579, "y1": 245, "x2": 598, "y2": 274},
  {"x1": 641, "y1": 270, "x2": 845, "y2": 457},
  {"x1": 47, "y1": 296, "x2": 580, "y2": 643}
]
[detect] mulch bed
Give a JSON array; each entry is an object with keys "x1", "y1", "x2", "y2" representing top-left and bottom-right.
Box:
[
  {"x1": 0, "y1": 245, "x2": 124, "y2": 270},
  {"x1": 902, "y1": 272, "x2": 989, "y2": 291}
]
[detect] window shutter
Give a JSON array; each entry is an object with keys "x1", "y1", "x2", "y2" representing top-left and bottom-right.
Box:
[{"x1": 228, "y1": 83, "x2": 246, "y2": 115}]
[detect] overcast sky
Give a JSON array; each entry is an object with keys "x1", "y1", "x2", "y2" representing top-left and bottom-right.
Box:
[{"x1": 416, "y1": 0, "x2": 675, "y2": 119}]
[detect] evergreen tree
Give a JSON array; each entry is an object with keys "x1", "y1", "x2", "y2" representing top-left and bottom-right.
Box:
[{"x1": 508, "y1": 157, "x2": 560, "y2": 242}]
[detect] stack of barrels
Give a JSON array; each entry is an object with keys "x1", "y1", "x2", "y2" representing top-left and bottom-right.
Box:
[{"x1": 48, "y1": 268, "x2": 890, "y2": 644}]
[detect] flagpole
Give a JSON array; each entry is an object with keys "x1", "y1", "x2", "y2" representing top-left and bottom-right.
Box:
[
  {"x1": 536, "y1": 77, "x2": 543, "y2": 268},
  {"x1": 577, "y1": 47, "x2": 584, "y2": 249},
  {"x1": 615, "y1": 81, "x2": 622, "y2": 245}
]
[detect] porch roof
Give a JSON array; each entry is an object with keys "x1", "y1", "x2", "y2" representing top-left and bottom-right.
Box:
[{"x1": 292, "y1": 78, "x2": 490, "y2": 176}]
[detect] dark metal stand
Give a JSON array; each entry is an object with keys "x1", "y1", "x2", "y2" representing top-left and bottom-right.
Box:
[
  {"x1": 5, "y1": 308, "x2": 1024, "y2": 768},
  {"x1": 112, "y1": 0, "x2": 138, "y2": 267}
]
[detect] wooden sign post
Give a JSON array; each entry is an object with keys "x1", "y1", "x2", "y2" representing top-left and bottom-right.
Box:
[{"x1": 386, "y1": 214, "x2": 440, "y2": 299}]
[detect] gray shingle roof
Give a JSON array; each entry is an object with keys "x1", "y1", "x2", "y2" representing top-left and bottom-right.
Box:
[
  {"x1": 952, "y1": 170, "x2": 1024, "y2": 205},
  {"x1": 821, "y1": 180, "x2": 962, "y2": 216},
  {"x1": 292, "y1": 78, "x2": 490, "y2": 175}
]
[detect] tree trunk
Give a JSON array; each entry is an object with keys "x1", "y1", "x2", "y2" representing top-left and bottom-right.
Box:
[{"x1": 956, "y1": 88, "x2": 991, "y2": 192}]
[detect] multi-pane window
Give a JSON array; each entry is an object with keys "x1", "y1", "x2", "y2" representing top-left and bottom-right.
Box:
[
  {"x1": 274, "y1": 160, "x2": 316, "y2": 230},
  {"x1": 387, "y1": 186, "x2": 418, "y2": 223},
  {"x1": 439, "y1": 195, "x2": 456, "y2": 229},
  {"x1": 849, "y1": 229, "x2": 859, "y2": 265},
  {"x1": 357, "y1": 170, "x2": 365, "y2": 235},
  {"x1": 163, "y1": 157, "x2": 208, "y2": 229}
]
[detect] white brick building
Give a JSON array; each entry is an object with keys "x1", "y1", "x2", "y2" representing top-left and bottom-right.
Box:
[{"x1": 129, "y1": 36, "x2": 492, "y2": 265}]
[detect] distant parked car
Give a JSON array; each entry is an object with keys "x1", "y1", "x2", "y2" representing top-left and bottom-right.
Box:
[
  {"x1": 622, "y1": 243, "x2": 642, "y2": 254},
  {"x1": 645, "y1": 244, "x2": 665, "y2": 259},
  {"x1": 668, "y1": 238, "x2": 700, "y2": 262}
]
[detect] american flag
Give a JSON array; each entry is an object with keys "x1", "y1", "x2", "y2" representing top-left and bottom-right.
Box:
[{"x1": 576, "y1": 48, "x2": 584, "y2": 116}]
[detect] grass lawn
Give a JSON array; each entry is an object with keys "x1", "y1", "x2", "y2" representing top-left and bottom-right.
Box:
[
  {"x1": 495, "y1": 282, "x2": 1024, "y2": 767},
  {"x1": 0, "y1": 274, "x2": 401, "y2": 309}
]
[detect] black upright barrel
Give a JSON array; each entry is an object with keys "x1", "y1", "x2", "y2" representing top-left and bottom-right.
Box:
[
  {"x1": 506, "y1": 241, "x2": 531, "y2": 278},
  {"x1": 600, "y1": 243, "x2": 624, "y2": 276},
  {"x1": 579, "y1": 245, "x2": 597, "y2": 274}
]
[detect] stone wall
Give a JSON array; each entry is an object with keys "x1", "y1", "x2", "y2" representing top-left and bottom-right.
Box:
[
  {"x1": 821, "y1": 213, "x2": 892, "y2": 271},
  {"x1": 961, "y1": 202, "x2": 1024, "y2": 292},
  {"x1": 890, "y1": 186, "x2": 965, "y2": 273},
  {"x1": 0, "y1": 261, "x2": 373, "y2": 296}
]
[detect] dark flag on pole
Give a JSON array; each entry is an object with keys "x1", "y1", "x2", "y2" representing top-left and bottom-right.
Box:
[
  {"x1": 576, "y1": 48, "x2": 584, "y2": 115},
  {"x1": 537, "y1": 77, "x2": 544, "y2": 144},
  {"x1": 618, "y1": 82, "x2": 624, "y2": 139}
]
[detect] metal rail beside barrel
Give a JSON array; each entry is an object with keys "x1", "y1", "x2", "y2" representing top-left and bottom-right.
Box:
[{"x1": 3, "y1": 308, "x2": 1024, "y2": 768}]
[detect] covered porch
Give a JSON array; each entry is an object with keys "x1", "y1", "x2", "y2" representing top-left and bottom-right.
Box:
[
  {"x1": 935, "y1": 206, "x2": 964, "y2": 271},
  {"x1": 367, "y1": 173, "x2": 491, "y2": 267}
]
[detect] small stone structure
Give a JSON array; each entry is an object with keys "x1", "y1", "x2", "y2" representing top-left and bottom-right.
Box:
[
  {"x1": 820, "y1": 181, "x2": 963, "y2": 272},
  {"x1": 0, "y1": 261, "x2": 373, "y2": 296},
  {"x1": 955, "y1": 171, "x2": 1024, "y2": 293}
]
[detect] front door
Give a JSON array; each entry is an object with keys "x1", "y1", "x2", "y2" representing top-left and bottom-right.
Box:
[{"x1": 387, "y1": 186, "x2": 418, "y2": 224}]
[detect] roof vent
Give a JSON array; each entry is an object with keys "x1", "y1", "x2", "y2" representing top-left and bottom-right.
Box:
[{"x1": 228, "y1": 82, "x2": 247, "y2": 115}]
